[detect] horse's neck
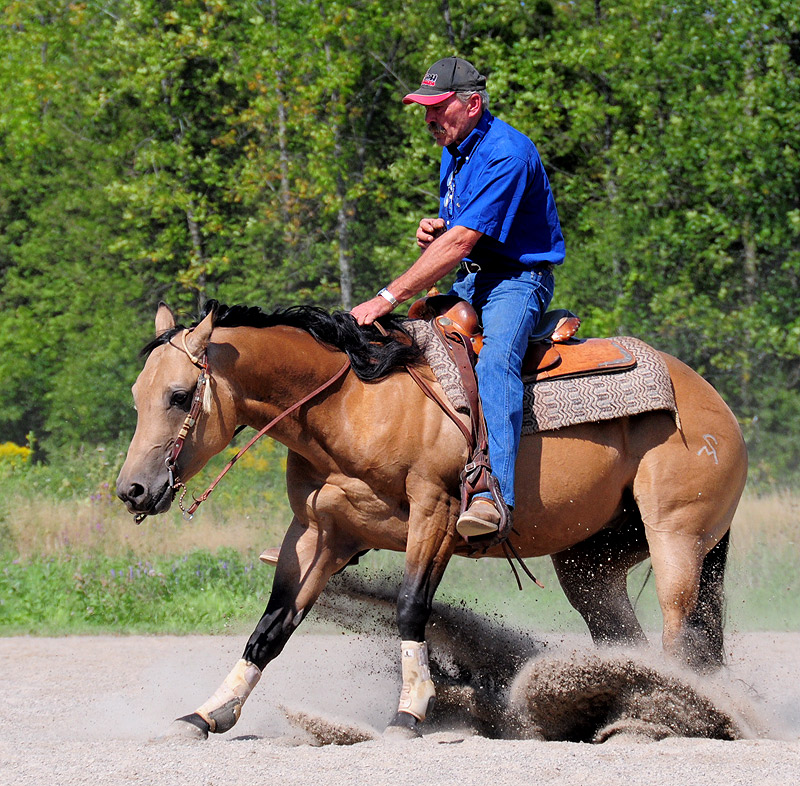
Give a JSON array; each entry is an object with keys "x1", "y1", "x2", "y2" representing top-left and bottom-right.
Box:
[
  {"x1": 209, "y1": 325, "x2": 462, "y2": 496},
  {"x1": 211, "y1": 325, "x2": 352, "y2": 454}
]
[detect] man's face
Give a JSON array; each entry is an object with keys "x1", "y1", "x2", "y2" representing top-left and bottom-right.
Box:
[{"x1": 424, "y1": 93, "x2": 482, "y2": 147}]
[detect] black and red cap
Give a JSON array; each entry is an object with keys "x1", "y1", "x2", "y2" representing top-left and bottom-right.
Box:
[{"x1": 402, "y1": 57, "x2": 486, "y2": 106}]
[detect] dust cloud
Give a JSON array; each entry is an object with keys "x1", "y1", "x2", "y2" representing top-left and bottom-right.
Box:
[{"x1": 279, "y1": 570, "x2": 772, "y2": 746}]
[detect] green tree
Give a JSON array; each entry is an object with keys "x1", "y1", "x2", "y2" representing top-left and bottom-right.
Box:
[
  {"x1": 1, "y1": 0, "x2": 799, "y2": 483},
  {"x1": 0, "y1": 1, "x2": 145, "y2": 446}
]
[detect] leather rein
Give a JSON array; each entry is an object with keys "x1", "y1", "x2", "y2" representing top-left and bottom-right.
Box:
[{"x1": 136, "y1": 328, "x2": 351, "y2": 524}]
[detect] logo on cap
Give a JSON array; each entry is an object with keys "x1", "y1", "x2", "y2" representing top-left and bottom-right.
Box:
[{"x1": 421, "y1": 73, "x2": 438, "y2": 87}]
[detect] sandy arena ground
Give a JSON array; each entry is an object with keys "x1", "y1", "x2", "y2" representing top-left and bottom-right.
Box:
[{"x1": 1, "y1": 627, "x2": 798, "y2": 786}]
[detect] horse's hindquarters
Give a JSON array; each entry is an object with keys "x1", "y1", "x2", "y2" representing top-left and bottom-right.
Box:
[
  {"x1": 631, "y1": 354, "x2": 747, "y2": 667},
  {"x1": 633, "y1": 353, "x2": 747, "y2": 547}
]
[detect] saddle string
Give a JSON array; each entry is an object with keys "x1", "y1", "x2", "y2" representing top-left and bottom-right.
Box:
[{"x1": 501, "y1": 539, "x2": 544, "y2": 589}]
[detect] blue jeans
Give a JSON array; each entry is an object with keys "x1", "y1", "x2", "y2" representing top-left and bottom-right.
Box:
[{"x1": 450, "y1": 266, "x2": 555, "y2": 508}]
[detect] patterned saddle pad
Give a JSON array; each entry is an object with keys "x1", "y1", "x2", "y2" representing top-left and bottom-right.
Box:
[{"x1": 403, "y1": 321, "x2": 678, "y2": 434}]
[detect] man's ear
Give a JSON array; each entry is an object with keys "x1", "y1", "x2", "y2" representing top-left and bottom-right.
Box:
[{"x1": 468, "y1": 93, "x2": 483, "y2": 118}]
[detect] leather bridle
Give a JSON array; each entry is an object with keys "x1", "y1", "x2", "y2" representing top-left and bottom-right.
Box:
[
  {"x1": 164, "y1": 344, "x2": 210, "y2": 501},
  {"x1": 135, "y1": 328, "x2": 351, "y2": 524}
]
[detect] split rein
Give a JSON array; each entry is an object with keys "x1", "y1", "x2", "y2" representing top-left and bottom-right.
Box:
[{"x1": 134, "y1": 328, "x2": 351, "y2": 525}]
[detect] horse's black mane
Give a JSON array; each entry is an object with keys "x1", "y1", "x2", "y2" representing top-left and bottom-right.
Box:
[{"x1": 143, "y1": 300, "x2": 424, "y2": 382}]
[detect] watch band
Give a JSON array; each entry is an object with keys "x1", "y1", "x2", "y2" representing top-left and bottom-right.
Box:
[{"x1": 377, "y1": 288, "x2": 399, "y2": 307}]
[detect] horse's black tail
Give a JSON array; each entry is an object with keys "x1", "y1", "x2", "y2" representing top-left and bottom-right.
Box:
[{"x1": 686, "y1": 529, "x2": 730, "y2": 671}]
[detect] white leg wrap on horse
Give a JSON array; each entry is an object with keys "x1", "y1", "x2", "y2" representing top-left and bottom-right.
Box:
[
  {"x1": 397, "y1": 640, "x2": 436, "y2": 721},
  {"x1": 195, "y1": 659, "x2": 262, "y2": 733}
]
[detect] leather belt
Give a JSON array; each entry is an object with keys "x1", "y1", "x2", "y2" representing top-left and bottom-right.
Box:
[{"x1": 459, "y1": 260, "x2": 555, "y2": 275}]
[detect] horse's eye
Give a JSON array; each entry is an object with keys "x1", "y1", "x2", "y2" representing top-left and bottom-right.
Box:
[{"x1": 170, "y1": 390, "x2": 191, "y2": 410}]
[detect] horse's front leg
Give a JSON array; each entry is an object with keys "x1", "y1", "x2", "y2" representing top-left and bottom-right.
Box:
[
  {"x1": 386, "y1": 494, "x2": 459, "y2": 738},
  {"x1": 165, "y1": 516, "x2": 353, "y2": 739}
]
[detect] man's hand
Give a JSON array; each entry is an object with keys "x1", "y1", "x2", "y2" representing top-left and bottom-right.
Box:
[
  {"x1": 352, "y1": 224, "x2": 482, "y2": 327},
  {"x1": 416, "y1": 217, "x2": 446, "y2": 250},
  {"x1": 351, "y1": 295, "x2": 394, "y2": 326}
]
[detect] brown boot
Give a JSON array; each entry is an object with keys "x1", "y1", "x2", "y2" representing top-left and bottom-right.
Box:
[
  {"x1": 258, "y1": 547, "x2": 281, "y2": 566},
  {"x1": 456, "y1": 497, "x2": 501, "y2": 538}
]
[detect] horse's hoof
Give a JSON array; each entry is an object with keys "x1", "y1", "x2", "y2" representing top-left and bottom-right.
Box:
[
  {"x1": 160, "y1": 714, "x2": 210, "y2": 740},
  {"x1": 383, "y1": 711, "x2": 422, "y2": 741},
  {"x1": 383, "y1": 724, "x2": 421, "y2": 741}
]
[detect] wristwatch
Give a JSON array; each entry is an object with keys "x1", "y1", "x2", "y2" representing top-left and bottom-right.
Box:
[{"x1": 377, "y1": 288, "x2": 399, "y2": 307}]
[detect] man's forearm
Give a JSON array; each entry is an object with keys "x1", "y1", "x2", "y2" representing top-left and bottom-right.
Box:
[
  {"x1": 350, "y1": 225, "x2": 482, "y2": 326},
  {"x1": 387, "y1": 225, "x2": 482, "y2": 303}
]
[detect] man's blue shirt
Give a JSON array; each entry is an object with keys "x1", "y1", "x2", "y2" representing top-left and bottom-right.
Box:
[{"x1": 439, "y1": 110, "x2": 565, "y2": 270}]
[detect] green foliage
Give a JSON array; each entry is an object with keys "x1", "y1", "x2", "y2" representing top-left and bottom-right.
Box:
[
  {"x1": 0, "y1": 0, "x2": 799, "y2": 481},
  {"x1": 0, "y1": 549, "x2": 270, "y2": 634}
]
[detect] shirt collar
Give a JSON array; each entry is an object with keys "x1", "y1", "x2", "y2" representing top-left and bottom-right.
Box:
[{"x1": 447, "y1": 110, "x2": 493, "y2": 163}]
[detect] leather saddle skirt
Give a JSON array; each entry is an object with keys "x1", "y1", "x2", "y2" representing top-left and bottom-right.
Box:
[{"x1": 521, "y1": 336, "x2": 636, "y2": 382}]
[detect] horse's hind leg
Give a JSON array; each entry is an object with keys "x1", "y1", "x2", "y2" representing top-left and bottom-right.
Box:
[
  {"x1": 551, "y1": 508, "x2": 650, "y2": 647},
  {"x1": 646, "y1": 525, "x2": 730, "y2": 672},
  {"x1": 636, "y1": 356, "x2": 746, "y2": 671},
  {"x1": 688, "y1": 530, "x2": 730, "y2": 667},
  {"x1": 635, "y1": 433, "x2": 742, "y2": 670}
]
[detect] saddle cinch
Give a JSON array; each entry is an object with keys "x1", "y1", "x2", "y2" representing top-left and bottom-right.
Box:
[{"x1": 406, "y1": 292, "x2": 638, "y2": 551}]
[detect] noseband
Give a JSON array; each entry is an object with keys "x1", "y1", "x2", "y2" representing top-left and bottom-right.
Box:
[{"x1": 135, "y1": 328, "x2": 352, "y2": 524}]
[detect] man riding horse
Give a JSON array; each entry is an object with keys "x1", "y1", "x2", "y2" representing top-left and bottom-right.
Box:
[
  {"x1": 116, "y1": 57, "x2": 746, "y2": 741},
  {"x1": 351, "y1": 56, "x2": 565, "y2": 538}
]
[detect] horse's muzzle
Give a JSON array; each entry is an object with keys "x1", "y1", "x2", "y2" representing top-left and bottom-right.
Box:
[{"x1": 116, "y1": 476, "x2": 175, "y2": 519}]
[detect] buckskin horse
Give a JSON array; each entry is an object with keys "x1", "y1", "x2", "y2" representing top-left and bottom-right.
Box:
[{"x1": 116, "y1": 300, "x2": 747, "y2": 740}]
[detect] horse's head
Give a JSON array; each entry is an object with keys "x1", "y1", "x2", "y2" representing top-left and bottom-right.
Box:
[{"x1": 116, "y1": 303, "x2": 237, "y2": 520}]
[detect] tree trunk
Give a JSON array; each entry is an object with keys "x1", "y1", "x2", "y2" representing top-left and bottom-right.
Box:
[
  {"x1": 186, "y1": 207, "x2": 207, "y2": 314},
  {"x1": 441, "y1": 0, "x2": 455, "y2": 47},
  {"x1": 270, "y1": 0, "x2": 291, "y2": 227}
]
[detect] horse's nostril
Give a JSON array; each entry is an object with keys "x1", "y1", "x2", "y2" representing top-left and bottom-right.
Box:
[{"x1": 118, "y1": 482, "x2": 146, "y2": 504}]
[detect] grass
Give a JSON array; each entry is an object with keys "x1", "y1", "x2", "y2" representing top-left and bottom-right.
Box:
[
  {"x1": 0, "y1": 437, "x2": 288, "y2": 634},
  {"x1": 0, "y1": 549, "x2": 269, "y2": 635},
  {"x1": 1, "y1": 439, "x2": 798, "y2": 636}
]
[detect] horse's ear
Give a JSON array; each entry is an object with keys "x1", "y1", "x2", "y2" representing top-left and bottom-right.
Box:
[
  {"x1": 155, "y1": 302, "x2": 176, "y2": 335},
  {"x1": 184, "y1": 306, "x2": 215, "y2": 359}
]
